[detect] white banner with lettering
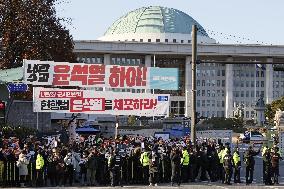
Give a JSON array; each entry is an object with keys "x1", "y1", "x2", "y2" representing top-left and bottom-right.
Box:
[
  {"x1": 23, "y1": 60, "x2": 179, "y2": 90},
  {"x1": 33, "y1": 87, "x2": 170, "y2": 116}
]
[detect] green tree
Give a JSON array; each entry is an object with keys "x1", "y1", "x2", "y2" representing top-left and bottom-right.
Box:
[
  {"x1": 199, "y1": 117, "x2": 245, "y2": 133},
  {"x1": 265, "y1": 96, "x2": 284, "y2": 124},
  {"x1": 0, "y1": 0, "x2": 76, "y2": 69}
]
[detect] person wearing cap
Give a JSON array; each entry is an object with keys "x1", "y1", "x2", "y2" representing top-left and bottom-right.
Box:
[
  {"x1": 243, "y1": 145, "x2": 260, "y2": 185},
  {"x1": 232, "y1": 148, "x2": 241, "y2": 183},
  {"x1": 271, "y1": 146, "x2": 282, "y2": 185}
]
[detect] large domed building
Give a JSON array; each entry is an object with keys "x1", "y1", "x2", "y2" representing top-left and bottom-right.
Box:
[{"x1": 98, "y1": 6, "x2": 215, "y2": 44}]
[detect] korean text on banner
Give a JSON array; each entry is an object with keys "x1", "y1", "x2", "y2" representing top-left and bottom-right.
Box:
[
  {"x1": 33, "y1": 87, "x2": 170, "y2": 116},
  {"x1": 23, "y1": 60, "x2": 179, "y2": 90}
]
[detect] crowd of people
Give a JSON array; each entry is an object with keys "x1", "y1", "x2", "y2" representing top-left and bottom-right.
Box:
[{"x1": 0, "y1": 132, "x2": 281, "y2": 187}]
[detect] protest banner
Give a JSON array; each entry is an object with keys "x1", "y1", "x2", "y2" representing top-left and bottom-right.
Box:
[
  {"x1": 33, "y1": 87, "x2": 170, "y2": 116},
  {"x1": 23, "y1": 60, "x2": 178, "y2": 90}
]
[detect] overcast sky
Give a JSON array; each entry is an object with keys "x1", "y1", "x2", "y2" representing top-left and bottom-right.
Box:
[{"x1": 56, "y1": 0, "x2": 284, "y2": 45}]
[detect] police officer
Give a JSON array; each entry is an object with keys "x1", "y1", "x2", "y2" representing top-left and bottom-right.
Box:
[
  {"x1": 170, "y1": 147, "x2": 181, "y2": 186},
  {"x1": 223, "y1": 149, "x2": 232, "y2": 185},
  {"x1": 232, "y1": 148, "x2": 241, "y2": 183},
  {"x1": 140, "y1": 149, "x2": 150, "y2": 184},
  {"x1": 181, "y1": 146, "x2": 189, "y2": 183},
  {"x1": 108, "y1": 149, "x2": 122, "y2": 187},
  {"x1": 243, "y1": 145, "x2": 260, "y2": 185},
  {"x1": 262, "y1": 147, "x2": 272, "y2": 185},
  {"x1": 271, "y1": 146, "x2": 282, "y2": 185},
  {"x1": 35, "y1": 150, "x2": 45, "y2": 187},
  {"x1": 218, "y1": 144, "x2": 228, "y2": 183}
]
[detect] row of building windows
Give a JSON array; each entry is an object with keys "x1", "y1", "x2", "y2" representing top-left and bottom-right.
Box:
[
  {"x1": 197, "y1": 80, "x2": 225, "y2": 87},
  {"x1": 197, "y1": 90, "x2": 225, "y2": 97},
  {"x1": 233, "y1": 80, "x2": 265, "y2": 88},
  {"x1": 197, "y1": 100, "x2": 225, "y2": 108},
  {"x1": 111, "y1": 57, "x2": 143, "y2": 65},
  {"x1": 246, "y1": 111, "x2": 255, "y2": 118},
  {"x1": 273, "y1": 81, "x2": 284, "y2": 88},
  {"x1": 273, "y1": 91, "x2": 284, "y2": 98},
  {"x1": 198, "y1": 111, "x2": 225, "y2": 118},
  {"x1": 233, "y1": 91, "x2": 265, "y2": 98},
  {"x1": 77, "y1": 57, "x2": 104, "y2": 64},
  {"x1": 127, "y1": 39, "x2": 193, "y2": 44},
  {"x1": 233, "y1": 70, "x2": 265, "y2": 78},
  {"x1": 170, "y1": 107, "x2": 185, "y2": 115},
  {"x1": 196, "y1": 69, "x2": 226, "y2": 77},
  {"x1": 273, "y1": 71, "x2": 284, "y2": 78},
  {"x1": 197, "y1": 63, "x2": 225, "y2": 67}
]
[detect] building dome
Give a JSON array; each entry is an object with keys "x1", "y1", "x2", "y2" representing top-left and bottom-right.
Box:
[{"x1": 99, "y1": 6, "x2": 215, "y2": 44}]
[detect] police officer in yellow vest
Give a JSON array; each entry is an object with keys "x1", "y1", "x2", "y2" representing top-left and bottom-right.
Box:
[
  {"x1": 218, "y1": 145, "x2": 228, "y2": 183},
  {"x1": 140, "y1": 149, "x2": 150, "y2": 184},
  {"x1": 181, "y1": 147, "x2": 189, "y2": 183},
  {"x1": 233, "y1": 148, "x2": 241, "y2": 183},
  {"x1": 36, "y1": 151, "x2": 45, "y2": 187}
]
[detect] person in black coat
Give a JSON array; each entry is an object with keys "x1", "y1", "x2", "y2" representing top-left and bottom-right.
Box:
[
  {"x1": 170, "y1": 147, "x2": 181, "y2": 186},
  {"x1": 243, "y1": 145, "x2": 260, "y2": 185},
  {"x1": 148, "y1": 150, "x2": 159, "y2": 186},
  {"x1": 262, "y1": 148, "x2": 272, "y2": 185}
]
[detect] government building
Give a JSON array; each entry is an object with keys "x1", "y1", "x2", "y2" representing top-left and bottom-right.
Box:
[{"x1": 73, "y1": 6, "x2": 284, "y2": 120}]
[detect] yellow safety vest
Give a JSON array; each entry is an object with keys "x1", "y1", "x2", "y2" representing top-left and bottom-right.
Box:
[
  {"x1": 233, "y1": 152, "x2": 240, "y2": 165},
  {"x1": 36, "y1": 154, "x2": 44, "y2": 170},
  {"x1": 218, "y1": 150, "x2": 223, "y2": 164},
  {"x1": 140, "y1": 152, "x2": 149, "y2": 166},
  {"x1": 181, "y1": 150, "x2": 189, "y2": 166},
  {"x1": 218, "y1": 148, "x2": 228, "y2": 164}
]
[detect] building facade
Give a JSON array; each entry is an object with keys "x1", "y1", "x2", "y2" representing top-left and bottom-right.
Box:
[{"x1": 74, "y1": 41, "x2": 284, "y2": 120}]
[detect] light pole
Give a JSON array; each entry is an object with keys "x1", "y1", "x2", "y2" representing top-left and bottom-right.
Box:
[{"x1": 191, "y1": 25, "x2": 197, "y2": 148}]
